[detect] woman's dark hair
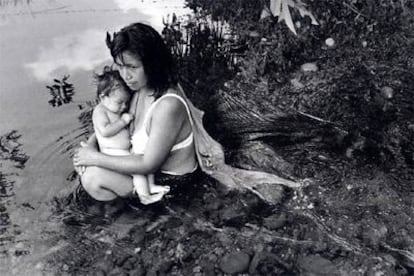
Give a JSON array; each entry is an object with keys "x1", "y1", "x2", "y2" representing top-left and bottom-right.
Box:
[
  {"x1": 94, "y1": 66, "x2": 133, "y2": 98},
  {"x1": 106, "y1": 22, "x2": 178, "y2": 99}
]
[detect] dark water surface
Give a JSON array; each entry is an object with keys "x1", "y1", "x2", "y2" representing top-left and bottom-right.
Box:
[{"x1": 0, "y1": 1, "x2": 190, "y2": 274}]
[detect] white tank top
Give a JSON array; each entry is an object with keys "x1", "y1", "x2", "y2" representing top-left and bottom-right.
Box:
[{"x1": 130, "y1": 93, "x2": 194, "y2": 155}]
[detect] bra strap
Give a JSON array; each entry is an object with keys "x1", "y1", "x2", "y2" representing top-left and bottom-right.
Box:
[{"x1": 144, "y1": 93, "x2": 193, "y2": 129}]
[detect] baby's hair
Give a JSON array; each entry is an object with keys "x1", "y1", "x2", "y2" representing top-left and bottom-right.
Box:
[{"x1": 94, "y1": 65, "x2": 133, "y2": 98}]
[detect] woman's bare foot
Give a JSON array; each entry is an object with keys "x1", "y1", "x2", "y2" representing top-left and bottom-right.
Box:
[{"x1": 138, "y1": 192, "x2": 166, "y2": 205}]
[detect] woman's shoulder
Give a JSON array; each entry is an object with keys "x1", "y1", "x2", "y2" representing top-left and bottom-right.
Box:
[{"x1": 152, "y1": 89, "x2": 187, "y2": 120}]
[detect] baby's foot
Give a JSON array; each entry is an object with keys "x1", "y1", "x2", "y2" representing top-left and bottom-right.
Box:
[
  {"x1": 149, "y1": 184, "x2": 170, "y2": 195},
  {"x1": 138, "y1": 192, "x2": 165, "y2": 205}
]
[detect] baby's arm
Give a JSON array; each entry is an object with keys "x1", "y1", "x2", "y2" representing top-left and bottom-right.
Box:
[{"x1": 93, "y1": 109, "x2": 133, "y2": 137}]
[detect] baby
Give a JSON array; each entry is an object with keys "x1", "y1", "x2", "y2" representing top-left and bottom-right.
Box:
[{"x1": 91, "y1": 67, "x2": 169, "y2": 205}]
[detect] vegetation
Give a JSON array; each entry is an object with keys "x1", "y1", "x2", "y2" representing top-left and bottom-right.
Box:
[
  {"x1": 156, "y1": 1, "x2": 414, "y2": 274},
  {"x1": 166, "y1": 0, "x2": 414, "y2": 170}
]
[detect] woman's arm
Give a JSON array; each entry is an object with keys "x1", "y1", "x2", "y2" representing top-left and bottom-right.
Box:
[
  {"x1": 74, "y1": 133, "x2": 98, "y2": 174},
  {"x1": 86, "y1": 133, "x2": 98, "y2": 149},
  {"x1": 74, "y1": 97, "x2": 186, "y2": 175}
]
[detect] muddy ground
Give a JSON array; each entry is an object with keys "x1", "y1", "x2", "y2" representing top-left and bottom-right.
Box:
[
  {"x1": 50, "y1": 149, "x2": 414, "y2": 276},
  {"x1": 2, "y1": 130, "x2": 413, "y2": 275}
]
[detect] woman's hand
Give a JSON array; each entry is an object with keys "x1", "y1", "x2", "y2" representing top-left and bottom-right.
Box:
[
  {"x1": 73, "y1": 142, "x2": 101, "y2": 167},
  {"x1": 73, "y1": 141, "x2": 89, "y2": 175}
]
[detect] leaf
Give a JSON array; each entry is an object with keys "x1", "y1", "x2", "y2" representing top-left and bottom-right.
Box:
[
  {"x1": 280, "y1": 0, "x2": 297, "y2": 35},
  {"x1": 260, "y1": 7, "x2": 272, "y2": 19},
  {"x1": 270, "y1": 0, "x2": 282, "y2": 16},
  {"x1": 285, "y1": 0, "x2": 296, "y2": 6},
  {"x1": 62, "y1": 74, "x2": 70, "y2": 81},
  {"x1": 269, "y1": 0, "x2": 318, "y2": 35},
  {"x1": 297, "y1": 5, "x2": 319, "y2": 25}
]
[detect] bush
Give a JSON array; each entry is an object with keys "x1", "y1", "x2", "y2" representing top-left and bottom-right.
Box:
[{"x1": 169, "y1": 0, "x2": 414, "y2": 168}]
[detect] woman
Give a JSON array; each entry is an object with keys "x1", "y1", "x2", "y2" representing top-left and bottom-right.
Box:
[{"x1": 73, "y1": 22, "x2": 198, "y2": 203}]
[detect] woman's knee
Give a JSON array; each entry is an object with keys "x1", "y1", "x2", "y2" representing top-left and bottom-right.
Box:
[
  {"x1": 81, "y1": 167, "x2": 114, "y2": 200},
  {"x1": 80, "y1": 166, "x2": 132, "y2": 200},
  {"x1": 81, "y1": 168, "x2": 98, "y2": 190}
]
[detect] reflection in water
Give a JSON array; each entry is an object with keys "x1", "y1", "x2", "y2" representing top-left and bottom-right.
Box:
[
  {"x1": 0, "y1": 0, "x2": 31, "y2": 7},
  {"x1": 0, "y1": 126, "x2": 92, "y2": 275},
  {"x1": 0, "y1": 131, "x2": 29, "y2": 273},
  {"x1": 25, "y1": 28, "x2": 110, "y2": 81},
  {"x1": 46, "y1": 75, "x2": 75, "y2": 107},
  {"x1": 0, "y1": 130, "x2": 29, "y2": 168},
  {"x1": 114, "y1": 0, "x2": 191, "y2": 29},
  {"x1": 0, "y1": 0, "x2": 193, "y2": 274}
]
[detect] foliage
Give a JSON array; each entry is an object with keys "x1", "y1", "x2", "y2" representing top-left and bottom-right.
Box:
[
  {"x1": 46, "y1": 75, "x2": 75, "y2": 107},
  {"x1": 181, "y1": 0, "x2": 414, "y2": 168},
  {"x1": 0, "y1": 0, "x2": 31, "y2": 7},
  {"x1": 162, "y1": 11, "x2": 235, "y2": 111},
  {"x1": 262, "y1": 0, "x2": 319, "y2": 35}
]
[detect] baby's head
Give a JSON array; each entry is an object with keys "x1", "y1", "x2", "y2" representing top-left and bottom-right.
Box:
[{"x1": 95, "y1": 66, "x2": 132, "y2": 114}]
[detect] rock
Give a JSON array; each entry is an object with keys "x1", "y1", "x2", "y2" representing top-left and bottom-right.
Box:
[
  {"x1": 201, "y1": 262, "x2": 215, "y2": 276},
  {"x1": 159, "y1": 261, "x2": 174, "y2": 274},
  {"x1": 290, "y1": 78, "x2": 305, "y2": 89},
  {"x1": 220, "y1": 206, "x2": 246, "y2": 227},
  {"x1": 362, "y1": 224, "x2": 388, "y2": 248},
  {"x1": 206, "y1": 200, "x2": 221, "y2": 211},
  {"x1": 219, "y1": 251, "x2": 250, "y2": 274},
  {"x1": 128, "y1": 265, "x2": 145, "y2": 276},
  {"x1": 35, "y1": 262, "x2": 44, "y2": 270},
  {"x1": 380, "y1": 86, "x2": 394, "y2": 99},
  {"x1": 249, "y1": 251, "x2": 289, "y2": 274},
  {"x1": 263, "y1": 213, "x2": 286, "y2": 230},
  {"x1": 95, "y1": 270, "x2": 106, "y2": 276},
  {"x1": 301, "y1": 62, "x2": 318, "y2": 72},
  {"x1": 108, "y1": 267, "x2": 125, "y2": 276},
  {"x1": 192, "y1": 266, "x2": 202, "y2": 273},
  {"x1": 325, "y1": 38, "x2": 335, "y2": 47},
  {"x1": 248, "y1": 251, "x2": 263, "y2": 273},
  {"x1": 248, "y1": 31, "x2": 260, "y2": 38},
  {"x1": 298, "y1": 255, "x2": 339, "y2": 275},
  {"x1": 114, "y1": 255, "x2": 130, "y2": 267},
  {"x1": 253, "y1": 183, "x2": 284, "y2": 204}
]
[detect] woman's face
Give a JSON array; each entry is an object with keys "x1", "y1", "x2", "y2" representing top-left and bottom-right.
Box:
[{"x1": 114, "y1": 51, "x2": 147, "y2": 91}]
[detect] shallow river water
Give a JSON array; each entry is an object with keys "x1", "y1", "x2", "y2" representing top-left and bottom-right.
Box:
[{"x1": 0, "y1": 0, "x2": 190, "y2": 274}]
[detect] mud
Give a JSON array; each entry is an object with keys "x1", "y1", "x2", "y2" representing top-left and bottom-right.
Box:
[
  {"x1": 1, "y1": 123, "x2": 414, "y2": 276},
  {"x1": 31, "y1": 157, "x2": 414, "y2": 275}
]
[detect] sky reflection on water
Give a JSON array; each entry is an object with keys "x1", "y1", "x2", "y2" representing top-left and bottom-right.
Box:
[
  {"x1": 0, "y1": 0, "x2": 189, "y2": 153},
  {"x1": 0, "y1": 1, "x2": 190, "y2": 274},
  {"x1": 0, "y1": 0, "x2": 190, "y2": 198},
  {"x1": 25, "y1": 28, "x2": 109, "y2": 81}
]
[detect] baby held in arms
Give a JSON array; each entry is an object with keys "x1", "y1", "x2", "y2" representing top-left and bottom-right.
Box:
[{"x1": 92, "y1": 67, "x2": 170, "y2": 204}]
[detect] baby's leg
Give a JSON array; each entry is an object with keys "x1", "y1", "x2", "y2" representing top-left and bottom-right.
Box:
[
  {"x1": 147, "y1": 174, "x2": 170, "y2": 194},
  {"x1": 132, "y1": 174, "x2": 150, "y2": 196},
  {"x1": 133, "y1": 174, "x2": 166, "y2": 205}
]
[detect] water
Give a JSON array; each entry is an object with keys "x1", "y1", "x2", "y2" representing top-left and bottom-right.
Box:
[{"x1": 0, "y1": 0, "x2": 190, "y2": 274}]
